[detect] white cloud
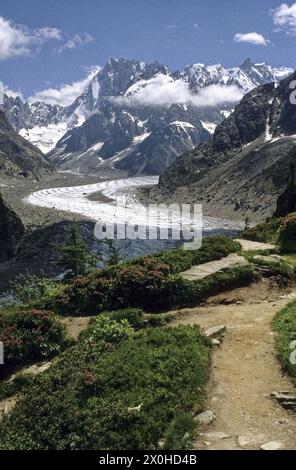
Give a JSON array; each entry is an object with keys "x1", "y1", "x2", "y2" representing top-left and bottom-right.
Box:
[
  {"x1": 193, "y1": 23, "x2": 199, "y2": 29},
  {"x1": 0, "y1": 16, "x2": 61, "y2": 60},
  {"x1": 57, "y1": 33, "x2": 94, "y2": 53},
  {"x1": 28, "y1": 66, "x2": 100, "y2": 106},
  {"x1": 271, "y1": 2, "x2": 296, "y2": 34},
  {"x1": 234, "y1": 32, "x2": 269, "y2": 46},
  {"x1": 4, "y1": 85, "x2": 24, "y2": 101},
  {"x1": 36, "y1": 27, "x2": 62, "y2": 40},
  {"x1": 113, "y1": 75, "x2": 243, "y2": 108}
]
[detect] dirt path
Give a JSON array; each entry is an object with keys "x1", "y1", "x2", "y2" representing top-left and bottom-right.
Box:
[{"x1": 172, "y1": 281, "x2": 296, "y2": 450}]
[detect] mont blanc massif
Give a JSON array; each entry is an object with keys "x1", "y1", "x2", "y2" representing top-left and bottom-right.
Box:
[{"x1": 3, "y1": 57, "x2": 293, "y2": 177}]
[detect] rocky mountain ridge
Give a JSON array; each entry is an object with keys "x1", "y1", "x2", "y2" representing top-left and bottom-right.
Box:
[
  {"x1": 152, "y1": 71, "x2": 296, "y2": 221},
  {"x1": 3, "y1": 58, "x2": 293, "y2": 175},
  {"x1": 0, "y1": 110, "x2": 54, "y2": 180}
]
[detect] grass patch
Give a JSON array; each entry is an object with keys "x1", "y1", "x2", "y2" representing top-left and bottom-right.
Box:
[
  {"x1": 273, "y1": 301, "x2": 296, "y2": 382},
  {"x1": 242, "y1": 218, "x2": 281, "y2": 243},
  {"x1": 283, "y1": 253, "x2": 296, "y2": 267},
  {"x1": 0, "y1": 324, "x2": 212, "y2": 450}
]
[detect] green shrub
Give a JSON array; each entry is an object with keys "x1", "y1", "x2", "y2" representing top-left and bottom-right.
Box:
[
  {"x1": 0, "y1": 308, "x2": 71, "y2": 377},
  {"x1": 278, "y1": 213, "x2": 296, "y2": 253},
  {"x1": 54, "y1": 236, "x2": 244, "y2": 316},
  {"x1": 145, "y1": 312, "x2": 176, "y2": 327},
  {"x1": 55, "y1": 264, "x2": 254, "y2": 316},
  {"x1": 170, "y1": 265, "x2": 255, "y2": 309},
  {"x1": 273, "y1": 301, "x2": 296, "y2": 381},
  {"x1": 56, "y1": 257, "x2": 172, "y2": 315},
  {"x1": 0, "y1": 325, "x2": 211, "y2": 450},
  {"x1": 252, "y1": 257, "x2": 295, "y2": 281},
  {"x1": 139, "y1": 236, "x2": 241, "y2": 274},
  {"x1": 242, "y1": 218, "x2": 281, "y2": 243},
  {"x1": 163, "y1": 412, "x2": 196, "y2": 450},
  {"x1": 87, "y1": 315, "x2": 134, "y2": 344},
  {"x1": 108, "y1": 308, "x2": 145, "y2": 328},
  {"x1": 0, "y1": 373, "x2": 34, "y2": 400},
  {"x1": 10, "y1": 273, "x2": 62, "y2": 307}
]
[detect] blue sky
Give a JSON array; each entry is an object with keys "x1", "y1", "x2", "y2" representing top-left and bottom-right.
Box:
[{"x1": 1, "y1": 0, "x2": 296, "y2": 104}]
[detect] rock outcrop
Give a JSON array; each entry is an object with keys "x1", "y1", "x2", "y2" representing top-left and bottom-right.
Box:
[
  {"x1": 0, "y1": 193, "x2": 24, "y2": 262},
  {"x1": 0, "y1": 110, "x2": 54, "y2": 180}
]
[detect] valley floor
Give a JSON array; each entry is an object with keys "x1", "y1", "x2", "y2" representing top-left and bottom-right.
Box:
[{"x1": 172, "y1": 281, "x2": 296, "y2": 450}]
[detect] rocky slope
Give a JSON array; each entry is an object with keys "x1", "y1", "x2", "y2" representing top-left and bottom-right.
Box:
[
  {"x1": 0, "y1": 193, "x2": 24, "y2": 262},
  {"x1": 3, "y1": 58, "x2": 293, "y2": 176},
  {"x1": 152, "y1": 71, "x2": 296, "y2": 221},
  {"x1": 0, "y1": 111, "x2": 54, "y2": 180}
]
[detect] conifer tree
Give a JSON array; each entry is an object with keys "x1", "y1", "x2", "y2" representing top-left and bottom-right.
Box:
[{"x1": 58, "y1": 225, "x2": 97, "y2": 278}]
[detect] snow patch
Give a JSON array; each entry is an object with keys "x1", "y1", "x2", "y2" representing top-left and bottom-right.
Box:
[
  {"x1": 170, "y1": 121, "x2": 195, "y2": 129},
  {"x1": 19, "y1": 122, "x2": 69, "y2": 154},
  {"x1": 201, "y1": 121, "x2": 216, "y2": 134}
]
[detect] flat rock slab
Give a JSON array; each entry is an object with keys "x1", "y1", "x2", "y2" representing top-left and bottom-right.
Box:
[
  {"x1": 181, "y1": 253, "x2": 249, "y2": 281},
  {"x1": 235, "y1": 239, "x2": 275, "y2": 251},
  {"x1": 260, "y1": 441, "x2": 283, "y2": 451},
  {"x1": 205, "y1": 325, "x2": 226, "y2": 339}
]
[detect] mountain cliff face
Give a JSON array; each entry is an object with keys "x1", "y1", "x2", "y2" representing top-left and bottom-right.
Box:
[
  {"x1": 0, "y1": 110, "x2": 54, "y2": 180},
  {"x1": 0, "y1": 194, "x2": 24, "y2": 262},
  {"x1": 46, "y1": 58, "x2": 293, "y2": 176},
  {"x1": 3, "y1": 58, "x2": 293, "y2": 176},
  {"x1": 153, "y1": 72, "x2": 296, "y2": 221}
]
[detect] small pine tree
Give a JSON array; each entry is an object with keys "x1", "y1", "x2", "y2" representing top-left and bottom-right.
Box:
[
  {"x1": 58, "y1": 225, "x2": 97, "y2": 278},
  {"x1": 104, "y1": 239, "x2": 124, "y2": 266}
]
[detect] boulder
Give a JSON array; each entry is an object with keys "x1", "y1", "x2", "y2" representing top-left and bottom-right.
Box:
[
  {"x1": 205, "y1": 325, "x2": 226, "y2": 339},
  {"x1": 194, "y1": 410, "x2": 216, "y2": 426}
]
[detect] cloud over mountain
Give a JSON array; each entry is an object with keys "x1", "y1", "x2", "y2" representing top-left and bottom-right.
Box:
[
  {"x1": 234, "y1": 32, "x2": 269, "y2": 46},
  {"x1": 113, "y1": 74, "x2": 243, "y2": 108},
  {"x1": 28, "y1": 66, "x2": 100, "y2": 106}
]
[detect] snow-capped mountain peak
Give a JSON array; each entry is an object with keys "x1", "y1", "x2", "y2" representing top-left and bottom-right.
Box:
[{"x1": 2, "y1": 57, "x2": 294, "y2": 174}]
